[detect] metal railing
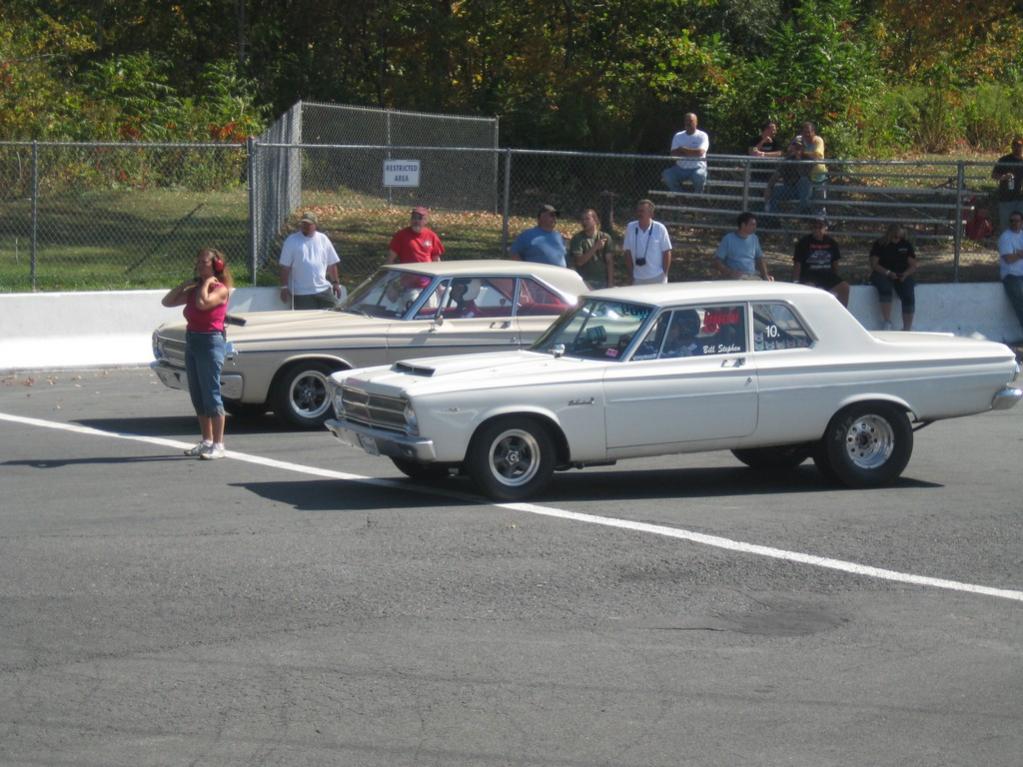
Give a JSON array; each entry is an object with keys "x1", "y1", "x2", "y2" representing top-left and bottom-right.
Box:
[{"x1": 0, "y1": 136, "x2": 1008, "y2": 292}]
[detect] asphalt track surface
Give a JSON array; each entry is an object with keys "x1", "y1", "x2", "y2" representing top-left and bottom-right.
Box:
[{"x1": 1, "y1": 367, "x2": 1021, "y2": 767}]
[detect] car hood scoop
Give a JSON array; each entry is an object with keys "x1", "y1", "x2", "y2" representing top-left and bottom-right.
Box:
[{"x1": 393, "y1": 361, "x2": 436, "y2": 377}]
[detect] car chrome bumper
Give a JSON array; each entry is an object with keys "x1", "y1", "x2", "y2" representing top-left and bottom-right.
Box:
[
  {"x1": 150, "y1": 361, "x2": 243, "y2": 400},
  {"x1": 992, "y1": 386, "x2": 1023, "y2": 410},
  {"x1": 325, "y1": 418, "x2": 437, "y2": 462}
]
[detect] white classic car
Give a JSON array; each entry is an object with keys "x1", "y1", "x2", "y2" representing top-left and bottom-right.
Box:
[
  {"x1": 151, "y1": 260, "x2": 585, "y2": 427},
  {"x1": 325, "y1": 281, "x2": 1022, "y2": 500}
]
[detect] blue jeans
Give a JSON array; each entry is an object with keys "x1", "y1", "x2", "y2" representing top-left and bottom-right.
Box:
[
  {"x1": 185, "y1": 330, "x2": 226, "y2": 417},
  {"x1": 1003, "y1": 275, "x2": 1023, "y2": 330},
  {"x1": 661, "y1": 164, "x2": 707, "y2": 193}
]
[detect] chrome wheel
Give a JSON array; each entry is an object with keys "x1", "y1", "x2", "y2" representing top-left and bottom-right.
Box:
[
  {"x1": 819, "y1": 402, "x2": 912, "y2": 487},
  {"x1": 273, "y1": 361, "x2": 344, "y2": 428},
  {"x1": 843, "y1": 414, "x2": 895, "y2": 469},
  {"x1": 487, "y1": 428, "x2": 541, "y2": 487},
  {"x1": 289, "y1": 369, "x2": 331, "y2": 419}
]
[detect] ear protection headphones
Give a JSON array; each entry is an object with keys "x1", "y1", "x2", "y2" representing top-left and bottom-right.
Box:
[{"x1": 212, "y1": 255, "x2": 225, "y2": 273}]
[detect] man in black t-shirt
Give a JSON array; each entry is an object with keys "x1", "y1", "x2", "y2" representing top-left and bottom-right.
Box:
[
  {"x1": 992, "y1": 137, "x2": 1023, "y2": 229},
  {"x1": 869, "y1": 224, "x2": 919, "y2": 331},
  {"x1": 793, "y1": 217, "x2": 849, "y2": 306}
]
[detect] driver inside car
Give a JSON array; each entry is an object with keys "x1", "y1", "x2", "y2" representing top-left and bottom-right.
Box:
[{"x1": 661, "y1": 309, "x2": 703, "y2": 358}]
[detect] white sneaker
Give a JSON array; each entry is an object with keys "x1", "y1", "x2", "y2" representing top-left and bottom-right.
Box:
[
  {"x1": 201, "y1": 444, "x2": 226, "y2": 460},
  {"x1": 184, "y1": 441, "x2": 212, "y2": 456},
  {"x1": 882, "y1": 320, "x2": 893, "y2": 331}
]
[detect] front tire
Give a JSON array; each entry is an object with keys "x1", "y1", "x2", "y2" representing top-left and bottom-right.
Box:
[
  {"x1": 272, "y1": 361, "x2": 343, "y2": 429},
  {"x1": 818, "y1": 402, "x2": 913, "y2": 487},
  {"x1": 732, "y1": 445, "x2": 811, "y2": 471},
  {"x1": 466, "y1": 417, "x2": 556, "y2": 501}
]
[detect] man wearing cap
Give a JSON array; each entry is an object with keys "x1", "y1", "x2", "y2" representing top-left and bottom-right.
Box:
[
  {"x1": 387, "y1": 207, "x2": 445, "y2": 264},
  {"x1": 793, "y1": 217, "x2": 849, "y2": 306},
  {"x1": 509, "y1": 205, "x2": 567, "y2": 267},
  {"x1": 279, "y1": 211, "x2": 342, "y2": 310}
]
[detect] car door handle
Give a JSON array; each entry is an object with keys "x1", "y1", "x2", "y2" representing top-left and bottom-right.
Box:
[
  {"x1": 490, "y1": 320, "x2": 511, "y2": 329},
  {"x1": 720, "y1": 357, "x2": 746, "y2": 368}
]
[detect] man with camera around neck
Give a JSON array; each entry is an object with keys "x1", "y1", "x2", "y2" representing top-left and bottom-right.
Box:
[{"x1": 623, "y1": 199, "x2": 672, "y2": 285}]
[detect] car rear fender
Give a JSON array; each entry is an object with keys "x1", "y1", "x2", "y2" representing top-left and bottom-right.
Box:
[{"x1": 830, "y1": 394, "x2": 917, "y2": 423}]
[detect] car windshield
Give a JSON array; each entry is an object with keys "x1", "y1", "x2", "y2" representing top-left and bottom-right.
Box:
[
  {"x1": 532, "y1": 299, "x2": 653, "y2": 360},
  {"x1": 342, "y1": 269, "x2": 436, "y2": 319}
]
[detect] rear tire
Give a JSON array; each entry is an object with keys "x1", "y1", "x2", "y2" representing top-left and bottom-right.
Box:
[
  {"x1": 818, "y1": 402, "x2": 913, "y2": 487},
  {"x1": 466, "y1": 417, "x2": 556, "y2": 501},
  {"x1": 272, "y1": 361, "x2": 344, "y2": 429},
  {"x1": 731, "y1": 445, "x2": 810, "y2": 471}
]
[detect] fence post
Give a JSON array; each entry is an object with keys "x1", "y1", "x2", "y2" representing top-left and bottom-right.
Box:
[
  {"x1": 741, "y1": 157, "x2": 751, "y2": 212},
  {"x1": 501, "y1": 149, "x2": 513, "y2": 254},
  {"x1": 953, "y1": 161, "x2": 964, "y2": 283},
  {"x1": 385, "y1": 110, "x2": 393, "y2": 206},
  {"x1": 493, "y1": 118, "x2": 500, "y2": 215},
  {"x1": 30, "y1": 141, "x2": 38, "y2": 291},
  {"x1": 247, "y1": 136, "x2": 258, "y2": 286}
]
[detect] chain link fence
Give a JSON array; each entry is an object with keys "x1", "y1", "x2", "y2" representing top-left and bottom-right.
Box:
[
  {"x1": 0, "y1": 141, "x2": 249, "y2": 292},
  {"x1": 1, "y1": 125, "x2": 1014, "y2": 293}
]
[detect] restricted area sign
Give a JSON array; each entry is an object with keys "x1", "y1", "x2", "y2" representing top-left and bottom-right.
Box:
[{"x1": 383, "y1": 159, "x2": 421, "y2": 187}]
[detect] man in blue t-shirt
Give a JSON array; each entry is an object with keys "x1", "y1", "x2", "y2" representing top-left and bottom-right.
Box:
[
  {"x1": 509, "y1": 204, "x2": 567, "y2": 267},
  {"x1": 714, "y1": 211, "x2": 773, "y2": 281}
]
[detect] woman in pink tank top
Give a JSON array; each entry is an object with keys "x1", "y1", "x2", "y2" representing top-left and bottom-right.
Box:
[{"x1": 161, "y1": 248, "x2": 233, "y2": 459}]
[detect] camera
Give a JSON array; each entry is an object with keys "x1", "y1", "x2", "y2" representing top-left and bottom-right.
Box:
[{"x1": 635, "y1": 257, "x2": 647, "y2": 267}]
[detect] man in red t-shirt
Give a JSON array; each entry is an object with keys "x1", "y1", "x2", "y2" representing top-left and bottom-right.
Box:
[{"x1": 387, "y1": 206, "x2": 445, "y2": 264}]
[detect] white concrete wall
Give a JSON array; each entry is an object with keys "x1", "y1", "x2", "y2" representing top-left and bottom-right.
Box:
[{"x1": 1, "y1": 284, "x2": 1020, "y2": 373}]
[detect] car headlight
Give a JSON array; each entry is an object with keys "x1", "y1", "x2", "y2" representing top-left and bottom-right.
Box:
[
  {"x1": 403, "y1": 400, "x2": 419, "y2": 436},
  {"x1": 152, "y1": 330, "x2": 163, "y2": 360},
  {"x1": 332, "y1": 382, "x2": 346, "y2": 419}
]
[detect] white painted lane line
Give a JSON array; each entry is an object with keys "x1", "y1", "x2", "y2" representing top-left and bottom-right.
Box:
[{"x1": 3, "y1": 411, "x2": 1021, "y2": 603}]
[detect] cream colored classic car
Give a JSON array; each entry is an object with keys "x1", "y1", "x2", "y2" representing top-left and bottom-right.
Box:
[
  {"x1": 326, "y1": 281, "x2": 1022, "y2": 500},
  {"x1": 151, "y1": 260, "x2": 585, "y2": 427}
]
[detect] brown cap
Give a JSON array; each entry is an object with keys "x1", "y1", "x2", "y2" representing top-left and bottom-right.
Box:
[{"x1": 299, "y1": 211, "x2": 318, "y2": 225}]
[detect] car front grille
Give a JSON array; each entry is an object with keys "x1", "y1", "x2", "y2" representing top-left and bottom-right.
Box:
[
  {"x1": 157, "y1": 336, "x2": 187, "y2": 367},
  {"x1": 342, "y1": 386, "x2": 408, "y2": 433}
]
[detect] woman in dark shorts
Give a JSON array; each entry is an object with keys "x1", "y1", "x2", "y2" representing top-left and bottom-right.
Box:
[
  {"x1": 793, "y1": 217, "x2": 850, "y2": 306},
  {"x1": 869, "y1": 224, "x2": 918, "y2": 330}
]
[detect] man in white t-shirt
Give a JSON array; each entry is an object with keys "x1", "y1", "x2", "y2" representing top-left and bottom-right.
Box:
[
  {"x1": 623, "y1": 199, "x2": 672, "y2": 285},
  {"x1": 279, "y1": 211, "x2": 342, "y2": 310},
  {"x1": 661, "y1": 112, "x2": 709, "y2": 194},
  {"x1": 997, "y1": 210, "x2": 1023, "y2": 330}
]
